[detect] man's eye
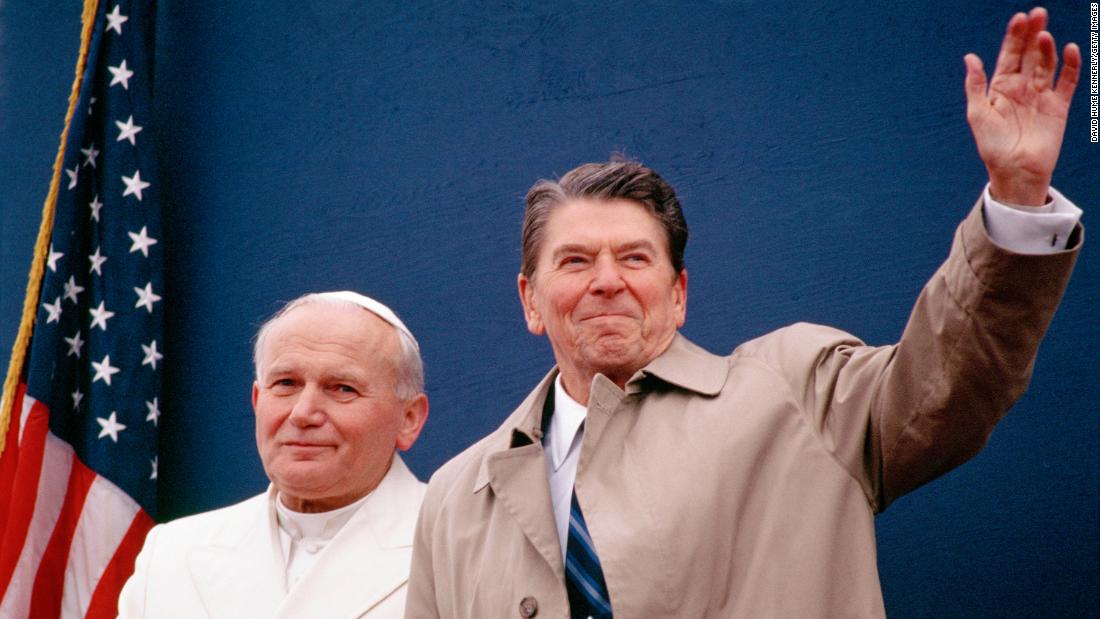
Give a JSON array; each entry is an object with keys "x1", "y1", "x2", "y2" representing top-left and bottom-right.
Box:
[
  {"x1": 327, "y1": 382, "x2": 358, "y2": 398},
  {"x1": 269, "y1": 379, "x2": 297, "y2": 392},
  {"x1": 624, "y1": 253, "x2": 650, "y2": 264},
  {"x1": 560, "y1": 256, "x2": 587, "y2": 267}
]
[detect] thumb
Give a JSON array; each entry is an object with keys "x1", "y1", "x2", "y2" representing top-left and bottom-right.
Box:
[{"x1": 963, "y1": 53, "x2": 988, "y2": 120}]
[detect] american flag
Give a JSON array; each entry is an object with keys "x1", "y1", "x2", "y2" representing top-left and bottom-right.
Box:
[{"x1": 0, "y1": 0, "x2": 162, "y2": 616}]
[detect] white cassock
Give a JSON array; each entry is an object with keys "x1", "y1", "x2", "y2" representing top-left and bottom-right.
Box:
[{"x1": 117, "y1": 454, "x2": 425, "y2": 619}]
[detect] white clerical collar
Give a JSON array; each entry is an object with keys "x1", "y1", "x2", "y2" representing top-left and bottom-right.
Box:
[
  {"x1": 275, "y1": 490, "x2": 369, "y2": 544},
  {"x1": 548, "y1": 373, "x2": 588, "y2": 471}
]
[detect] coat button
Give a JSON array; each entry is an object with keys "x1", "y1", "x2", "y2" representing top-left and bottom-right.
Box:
[{"x1": 518, "y1": 596, "x2": 538, "y2": 617}]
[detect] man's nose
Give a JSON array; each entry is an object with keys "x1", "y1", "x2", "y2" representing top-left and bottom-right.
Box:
[
  {"x1": 288, "y1": 385, "x2": 325, "y2": 426},
  {"x1": 589, "y1": 255, "x2": 626, "y2": 296}
]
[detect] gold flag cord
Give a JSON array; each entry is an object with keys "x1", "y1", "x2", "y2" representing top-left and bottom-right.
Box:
[{"x1": 0, "y1": 0, "x2": 101, "y2": 458}]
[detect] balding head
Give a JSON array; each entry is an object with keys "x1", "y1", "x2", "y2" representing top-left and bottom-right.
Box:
[
  {"x1": 253, "y1": 291, "x2": 424, "y2": 399},
  {"x1": 250, "y1": 291, "x2": 429, "y2": 512}
]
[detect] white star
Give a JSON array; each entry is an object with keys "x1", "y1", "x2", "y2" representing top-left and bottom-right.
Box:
[
  {"x1": 87, "y1": 96, "x2": 96, "y2": 116},
  {"x1": 134, "y1": 282, "x2": 162, "y2": 313},
  {"x1": 96, "y1": 411, "x2": 126, "y2": 442},
  {"x1": 42, "y1": 297, "x2": 62, "y2": 324},
  {"x1": 88, "y1": 301, "x2": 115, "y2": 331},
  {"x1": 64, "y1": 331, "x2": 84, "y2": 358},
  {"x1": 72, "y1": 388, "x2": 84, "y2": 411},
  {"x1": 81, "y1": 143, "x2": 99, "y2": 168},
  {"x1": 88, "y1": 247, "x2": 107, "y2": 275},
  {"x1": 66, "y1": 165, "x2": 79, "y2": 190},
  {"x1": 91, "y1": 355, "x2": 120, "y2": 386},
  {"x1": 149, "y1": 456, "x2": 158, "y2": 480},
  {"x1": 105, "y1": 5, "x2": 128, "y2": 34},
  {"x1": 121, "y1": 170, "x2": 150, "y2": 201},
  {"x1": 108, "y1": 59, "x2": 133, "y2": 89},
  {"x1": 47, "y1": 245, "x2": 64, "y2": 272},
  {"x1": 128, "y1": 226, "x2": 158, "y2": 257},
  {"x1": 145, "y1": 397, "x2": 160, "y2": 425},
  {"x1": 115, "y1": 115, "x2": 143, "y2": 145},
  {"x1": 62, "y1": 275, "x2": 85, "y2": 304},
  {"x1": 141, "y1": 340, "x2": 163, "y2": 370},
  {"x1": 89, "y1": 195, "x2": 104, "y2": 221}
]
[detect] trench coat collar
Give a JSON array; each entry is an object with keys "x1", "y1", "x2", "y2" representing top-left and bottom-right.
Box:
[
  {"x1": 473, "y1": 332, "x2": 727, "y2": 491},
  {"x1": 188, "y1": 454, "x2": 421, "y2": 619},
  {"x1": 631, "y1": 332, "x2": 729, "y2": 396},
  {"x1": 471, "y1": 370, "x2": 562, "y2": 574},
  {"x1": 473, "y1": 369, "x2": 554, "y2": 490}
]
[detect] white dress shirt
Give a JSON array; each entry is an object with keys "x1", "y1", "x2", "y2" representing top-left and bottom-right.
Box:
[
  {"x1": 541, "y1": 186, "x2": 1083, "y2": 559},
  {"x1": 983, "y1": 185, "x2": 1081, "y2": 253},
  {"x1": 544, "y1": 375, "x2": 588, "y2": 560},
  {"x1": 275, "y1": 491, "x2": 369, "y2": 590}
]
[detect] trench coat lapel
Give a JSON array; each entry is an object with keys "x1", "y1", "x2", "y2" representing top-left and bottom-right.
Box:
[
  {"x1": 274, "y1": 455, "x2": 423, "y2": 619},
  {"x1": 479, "y1": 372, "x2": 564, "y2": 576},
  {"x1": 187, "y1": 488, "x2": 285, "y2": 619}
]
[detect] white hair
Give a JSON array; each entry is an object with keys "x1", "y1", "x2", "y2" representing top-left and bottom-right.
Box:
[{"x1": 253, "y1": 292, "x2": 425, "y2": 399}]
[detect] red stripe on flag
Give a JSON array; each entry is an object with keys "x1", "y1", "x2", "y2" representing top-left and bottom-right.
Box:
[
  {"x1": 84, "y1": 509, "x2": 154, "y2": 619},
  {"x1": 0, "y1": 382, "x2": 27, "y2": 531},
  {"x1": 0, "y1": 388, "x2": 49, "y2": 596},
  {"x1": 26, "y1": 455, "x2": 97, "y2": 619}
]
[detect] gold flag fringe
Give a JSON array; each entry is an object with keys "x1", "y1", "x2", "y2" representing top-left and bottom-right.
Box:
[{"x1": 0, "y1": 0, "x2": 101, "y2": 457}]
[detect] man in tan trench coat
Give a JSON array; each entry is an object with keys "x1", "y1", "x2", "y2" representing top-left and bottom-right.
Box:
[{"x1": 407, "y1": 8, "x2": 1084, "y2": 618}]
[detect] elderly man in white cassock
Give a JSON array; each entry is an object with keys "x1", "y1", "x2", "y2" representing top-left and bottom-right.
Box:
[{"x1": 118, "y1": 291, "x2": 429, "y2": 618}]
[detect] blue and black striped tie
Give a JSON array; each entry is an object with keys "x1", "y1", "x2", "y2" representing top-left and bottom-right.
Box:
[{"x1": 565, "y1": 490, "x2": 613, "y2": 618}]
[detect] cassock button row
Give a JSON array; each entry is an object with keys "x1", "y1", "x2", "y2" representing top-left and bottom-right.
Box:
[{"x1": 518, "y1": 596, "x2": 538, "y2": 617}]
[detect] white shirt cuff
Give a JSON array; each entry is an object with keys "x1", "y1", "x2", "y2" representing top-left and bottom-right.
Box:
[{"x1": 982, "y1": 184, "x2": 1082, "y2": 254}]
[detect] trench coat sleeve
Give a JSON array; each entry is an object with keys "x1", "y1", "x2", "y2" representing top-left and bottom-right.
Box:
[
  {"x1": 740, "y1": 199, "x2": 1081, "y2": 511},
  {"x1": 404, "y1": 471, "x2": 444, "y2": 619}
]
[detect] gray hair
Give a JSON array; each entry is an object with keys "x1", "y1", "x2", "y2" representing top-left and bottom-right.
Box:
[
  {"x1": 253, "y1": 293, "x2": 425, "y2": 399},
  {"x1": 521, "y1": 157, "x2": 688, "y2": 279}
]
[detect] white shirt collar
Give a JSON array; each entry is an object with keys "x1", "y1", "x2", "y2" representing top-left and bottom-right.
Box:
[
  {"x1": 547, "y1": 373, "x2": 587, "y2": 471},
  {"x1": 274, "y1": 490, "x2": 369, "y2": 543}
]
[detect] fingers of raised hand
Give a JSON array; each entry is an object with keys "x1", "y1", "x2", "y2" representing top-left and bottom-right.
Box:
[
  {"x1": 1053, "y1": 43, "x2": 1082, "y2": 105},
  {"x1": 994, "y1": 8, "x2": 1050, "y2": 77},
  {"x1": 1018, "y1": 8, "x2": 1050, "y2": 77},
  {"x1": 964, "y1": 53, "x2": 989, "y2": 108},
  {"x1": 993, "y1": 11, "x2": 1030, "y2": 76}
]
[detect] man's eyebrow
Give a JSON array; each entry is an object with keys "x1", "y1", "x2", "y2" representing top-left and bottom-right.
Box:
[
  {"x1": 550, "y1": 239, "x2": 659, "y2": 258},
  {"x1": 328, "y1": 372, "x2": 369, "y2": 385},
  {"x1": 550, "y1": 243, "x2": 595, "y2": 259},
  {"x1": 615, "y1": 239, "x2": 658, "y2": 253},
  {"x1": 263, "y1": 363, "x2": 295, "y2": 375}
]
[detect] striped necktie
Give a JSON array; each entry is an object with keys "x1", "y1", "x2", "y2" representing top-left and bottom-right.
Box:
[{"x1": 565, "y1": 489, "x2": 613, "y2": 618}]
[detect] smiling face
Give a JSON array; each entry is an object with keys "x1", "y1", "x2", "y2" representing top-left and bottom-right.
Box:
[
  {"x1": 252, "y1": 302, "x2": 427, "y2": 512},
  {"x1": 518, "y1": 197, "x2": 687, "y2": 402}
]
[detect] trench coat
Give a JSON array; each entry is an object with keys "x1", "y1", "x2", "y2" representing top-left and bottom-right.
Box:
[{"x1": 405, "y1": 202, "x2": 1081, "y2": 618}]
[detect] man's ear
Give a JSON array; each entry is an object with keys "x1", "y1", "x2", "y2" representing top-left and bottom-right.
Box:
[
  {"x1": 395, "y1": 393, "x2": 429, "y2": 452},
  {"x1": 674, "y1": 268, "x2": 688, "y2": 328},
  {"x1": 251, "y1": 381, "x2": 260, "y2": 410},
  {"x1": 517, "y1": 273, "x2": 545, "y2": 335}
]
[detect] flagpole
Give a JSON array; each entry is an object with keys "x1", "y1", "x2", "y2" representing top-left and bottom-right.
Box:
[{"x1": 0, "y1": 0, "x2": 101, "y2": 458}]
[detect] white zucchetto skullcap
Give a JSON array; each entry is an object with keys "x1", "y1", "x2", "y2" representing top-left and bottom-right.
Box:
[{"x1": 313, "y1": 290, "x2": 419, "y2": 352}]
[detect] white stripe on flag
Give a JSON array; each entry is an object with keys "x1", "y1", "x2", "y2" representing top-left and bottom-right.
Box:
[
  {"x1": 60, "y1": 473, "x2": 141, "y2": 618},
  {"x1": 17, "y1": 392, "x2": 37, "y2": 444},
  {"x1": 0, "y1": 432, "x2": 74, "y2": 619}
]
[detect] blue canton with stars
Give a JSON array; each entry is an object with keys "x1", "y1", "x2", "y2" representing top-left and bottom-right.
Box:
[{"x1": 24, "y1": 0, "x2": 161, "y2": 518}]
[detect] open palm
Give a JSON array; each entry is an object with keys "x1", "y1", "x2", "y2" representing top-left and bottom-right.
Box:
[{"x1": 964, "y1": 7, "x2": 1081, "y2": 206}]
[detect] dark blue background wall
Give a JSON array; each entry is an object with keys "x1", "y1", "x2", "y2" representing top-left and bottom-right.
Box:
[{"x1": 2, "y1": 1, "x2": 1096, "y2": 615}]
